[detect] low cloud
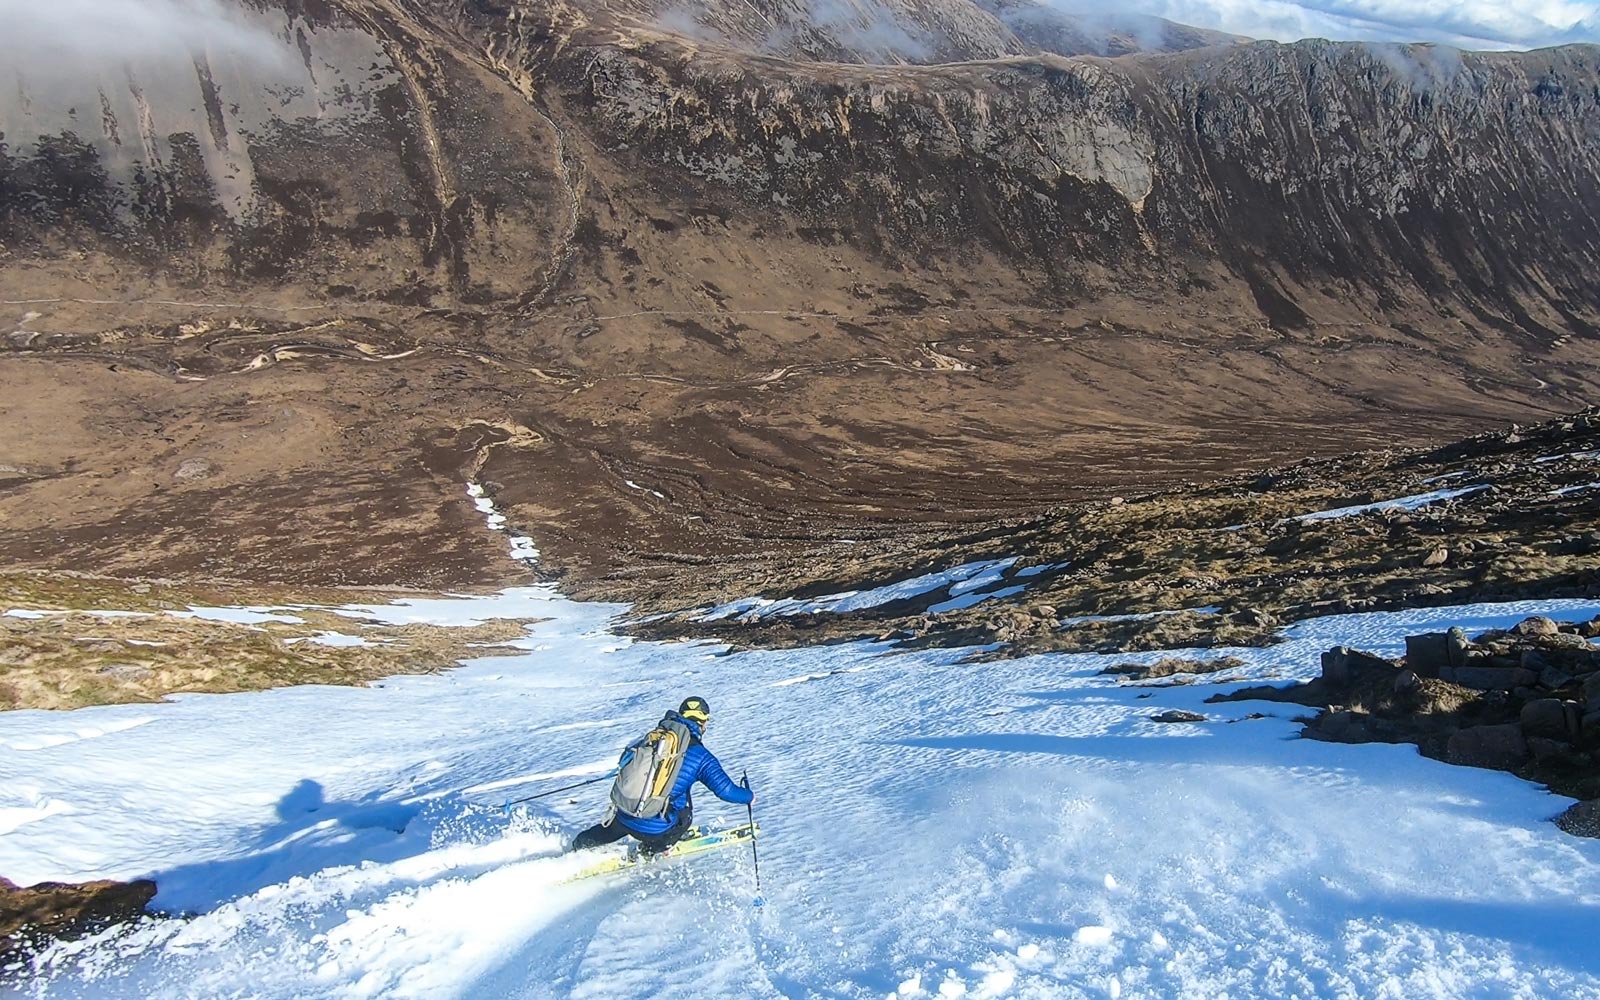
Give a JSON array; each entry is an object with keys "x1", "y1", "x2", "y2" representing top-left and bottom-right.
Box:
[
  {"x1": 1059, "y1": 0, "x2": 1600, "y2": 48},
  {"x1": 0, "y1": 0, "x2": 288, "y2": 78}
]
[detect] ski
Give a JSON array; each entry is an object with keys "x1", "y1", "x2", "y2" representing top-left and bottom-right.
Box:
[{"x1": 566, "y1": 822, "x2": 760, "y2": 882}]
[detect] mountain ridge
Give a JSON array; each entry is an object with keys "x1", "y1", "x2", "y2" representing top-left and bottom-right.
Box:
[{"x1": 1, "y1": 0, "x2": 1598, "y2": 591}]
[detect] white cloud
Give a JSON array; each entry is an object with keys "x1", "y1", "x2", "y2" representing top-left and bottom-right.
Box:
[
  {"x1": 0, "y1": 0, "x2": 287, "y2": 74},
  {"x1": 1070, "y1": 0, "x2": 1600, "y2": 48}
]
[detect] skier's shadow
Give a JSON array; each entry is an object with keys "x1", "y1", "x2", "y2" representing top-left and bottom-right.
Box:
[{"x1": 146, "y1": 779, "x2": 512, "y2": 916}]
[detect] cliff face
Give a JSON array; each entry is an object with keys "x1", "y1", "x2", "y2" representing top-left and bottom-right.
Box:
[
  {"x1": 1, "y1": 0, "x2": 1598, "y2": 591},
  {"x1": 6, "y1": 2, "x2": 1597, "y2": 332},
  {"x1": 522, "y1": 26, "x2": 1600, "y2": 326},
  {"x1": 0, "y1": 0, "x2": 569, "y2": 303}
]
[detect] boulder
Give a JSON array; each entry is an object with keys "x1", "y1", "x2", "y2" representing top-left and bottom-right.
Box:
[
  {"x1": 1537, "y1": 633, "x2": 1593, "y2": 652},
  {"x1": 0, "y1": 877, "x2": 157, "y2": 960},
  {"x1": 1405, "y1": 632, "x2": 1451, "y2": 678},
  {"x1": 1519, "y1": 699, "x2": 1573, "y2": 739},
  {"x1": 1314, "y1": 710, "x2": 1372, "y2": 742},
  {"x1": 1320, "y1": 646, "x2": 1395, "y2": 687},
  {"x1": 1539, "y1": 664, "x2": 1575, "y2": 689},
  {"x1": 1446, "y1": 724, "x2": 1528, "y2": 769},
  {"x1": 1230, "y1": 608, "x2": 1276, "y2": 627},
  {"x1": 1556, "y1": 800, "x2": 1600, "y2": 839},
  {"x1": 1150, "y1": 710, "x2": 1206, "y2": 724},
  {"x1": 1446, "y1": 627, "x2": 1471, "y2": 668},
  {"x1": 1393, "y1": 669, "x2": 1419, "y2": 695},
  {"x1": 1585, "y1": 673, "x2": 1600, "y2": 712},
  {"x1": 1512, "y1": 616, "x2": 1562, "y2": 637},
  {"x1": 1440, "y1": 666, "x2": 1537, "y2": 691},
  {"x1": 1527, "y1": 737, "x2": 1571, "y2": 762},
  {"x1": 1422, "y1": 546, "x2": 1450, "y2": 567},
  {"x1": 173, "y1": 458, "x2": 218, "y2": 482}
]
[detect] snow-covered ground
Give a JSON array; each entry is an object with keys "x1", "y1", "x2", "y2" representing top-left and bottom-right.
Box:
[{"x1": 4, "y1": 585, "x2": 1600, "y2": 999}]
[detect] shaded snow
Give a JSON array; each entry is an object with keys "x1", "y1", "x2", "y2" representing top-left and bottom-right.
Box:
[
  {"x1": 281, "y1": 631, "x2": 382, "y2": 648},
  {"x1": 4, "y1": 588, "x2": 1600, "y2": 998},
  {"x1": 1294, "y1": 485, "x2": 1489, "y2": 522},
  {"x1": 700, "y1": 558, "x2": 1020, "y2": 621}
]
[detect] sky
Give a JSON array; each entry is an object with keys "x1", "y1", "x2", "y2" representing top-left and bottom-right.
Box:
[{"x1": 1092, "y1": 0, "x2": 1600, "y2": 48}]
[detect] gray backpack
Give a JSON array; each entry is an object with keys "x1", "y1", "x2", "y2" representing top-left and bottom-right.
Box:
[{"x1": 610, "y1": 713, "x2": 694, "y2": 819}]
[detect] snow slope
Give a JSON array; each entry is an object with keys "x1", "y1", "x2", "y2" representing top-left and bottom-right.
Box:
[{"x1": 4, "y1": 586, "x2": 1600, "y2": 999}]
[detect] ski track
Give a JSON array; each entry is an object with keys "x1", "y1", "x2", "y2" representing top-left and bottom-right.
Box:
[{"x1": 3, "y1": 588, "x2": 1600, "y2": 998}]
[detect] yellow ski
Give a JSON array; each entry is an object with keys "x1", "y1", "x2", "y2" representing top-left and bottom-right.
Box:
[{"x1": 566, "y1": 823, "x2": 759, "y2": 882}]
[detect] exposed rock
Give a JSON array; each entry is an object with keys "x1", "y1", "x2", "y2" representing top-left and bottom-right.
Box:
[
  {"x1": 1405, "y1": 632, "x2": 1451, "y2": 678},
  {"x1": 1446, "y1": 724, "x2": 1528, "y2": 769},
  {"x1": 0, "y1": 877, "x2": 156, "y2": 961},
  {"x1": 1555, "y1": 800, "x2": 1600, "y2": 838},
  {"x1": 1519, "y1": 699, "x2": 1574, "y2": 739},
  {"x1": 174, "y1": 459, "x2": 219, "y2": 482},
  {"x1": 1528, "y1": 737, "x2": 1571, "y2": 762},
  {"x1": 1536, "y1": 633, "x2": 1595, "y2": 653},
  {"x1": 1512, "y1": 616, "x2": 1562, "y2": 637},
  {"x1": 1439, "y1": 666, "x2": 1537, "y2": 691},
  {"x1": 1310, "y1": 710, "x2": 1371, "y2": 742},
  {"x1": 1421, "y1": 547, "x2": 1450, "y2": 567},
  {"x1": 1229, "y1": 608, "x2": 1276, "y2": 628},
  {"x1": 1151, "y1": 710, "x2": 1207, "y2": 724},
  {"x1": 1103, "y1": 656, "x2": 1245, "y2": 681},
  {"x1": 1319, "y1": 646, "x2": 1396, "y2": 687}
]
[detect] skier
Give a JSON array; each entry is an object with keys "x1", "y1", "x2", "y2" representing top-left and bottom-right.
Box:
[{"x1": 571, "y1": 696, "x2": 754, "y2": 854}]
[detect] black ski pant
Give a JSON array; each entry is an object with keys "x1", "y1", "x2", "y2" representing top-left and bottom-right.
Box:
[{"x1": 572, "y1": 805, "x2": 693, "y2": 855}]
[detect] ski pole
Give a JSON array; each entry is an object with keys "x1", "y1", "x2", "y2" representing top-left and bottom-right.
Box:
[
  {"x1": 503, "y1": 771, "x2": 614, "y2": 812},
  {"x1": 743, "y1": 769, "x2": 762, "y2": 895}
]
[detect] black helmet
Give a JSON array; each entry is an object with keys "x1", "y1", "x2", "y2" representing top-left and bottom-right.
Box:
[{"x1": 678, "y1": 696, "x2": 711, "y2": 723}]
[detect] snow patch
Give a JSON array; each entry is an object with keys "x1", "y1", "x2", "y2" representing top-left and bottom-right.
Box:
[
  {"x1": 6, "y1": 591, "x2": 1600, "y2": 997},
  {"x1": 466, "y1": 483, "x2": 540, "y2": 565},
  {"x1": 1294, "y1": 485, "x2": 1490, "y2": 522},
  {"x1": 700, "y1": 557, "x2": 1020, "y2": 621},
  {"x1": 623, "y1": 480, "x2": 667, "y2": 500},
  {"x1": 169, "y1": 606, "x2": 305, "y2": 625},
  {"x1": 281, "y1": 631, "x2": 381, "y2": 648}
]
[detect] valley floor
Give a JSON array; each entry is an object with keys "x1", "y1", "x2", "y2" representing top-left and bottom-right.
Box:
[{"x1": 3, "y1": 583, "x2": 1600, "y2": 998}]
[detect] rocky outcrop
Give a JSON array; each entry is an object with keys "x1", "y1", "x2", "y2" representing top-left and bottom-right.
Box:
[
  {"x1": 1218, "y1": 614, "x2": 1600, "y2": 835},
  {"x1": 0, "y1": 876, "x2": 156, "y2": 963},
  {"x1": 4, "y1": 1, "x2": 1599, "y2": 329}
]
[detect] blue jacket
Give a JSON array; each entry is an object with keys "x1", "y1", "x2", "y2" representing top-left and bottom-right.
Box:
[{"x1": 615, "y1": 720, "x2": 752, "y2": 834}]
